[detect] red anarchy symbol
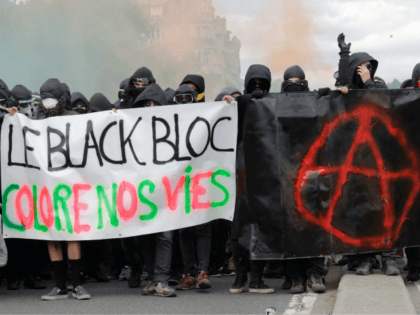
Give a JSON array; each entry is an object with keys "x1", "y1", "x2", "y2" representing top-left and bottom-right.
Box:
[{"x1": 294, "y1": 104, "x2": 420, "y2": 248}]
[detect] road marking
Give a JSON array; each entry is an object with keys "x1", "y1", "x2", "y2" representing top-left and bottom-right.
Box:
[{"x1": 283, "y1": 288, "x2": 318, "y2": 315}]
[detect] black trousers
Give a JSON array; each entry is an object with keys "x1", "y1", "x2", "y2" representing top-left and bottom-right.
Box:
[
  {"x1": 210, "y1": 219, "x2": 231, "y2": 269},
  {"x1": 283, "y1": 258, "x2": 328, "y2": 279}
]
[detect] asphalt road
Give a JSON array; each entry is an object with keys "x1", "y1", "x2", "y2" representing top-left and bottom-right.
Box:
[{"x1": 0, "y1": 265, "x2": 342, "y2": 314}]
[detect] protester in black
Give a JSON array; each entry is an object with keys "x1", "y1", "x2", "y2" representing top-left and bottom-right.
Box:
[
  {"x1": 179, "y1": 74, "x2": 205, "y2": 102},
  {"x1": 71, "y1": 92, "x2": 91, "y2": 114},
  {"x1": 114, "y1": 78, "x2": 130, "y2": 109},
  {"x1": 90, "y1": 93, "x2": 115, "y2": 113},
  {"x1": 164, "y1": 88, "x2": 176, "y2": 105},
  {"x1": 36, "y1": 79, "x2": 90, "y2": 301},
  {"x1": 122, "y1": 67, "x2": 156, "y2": 109}
]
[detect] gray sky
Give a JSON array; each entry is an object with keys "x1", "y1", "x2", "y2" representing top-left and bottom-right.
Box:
[{"x1": 213, "y1": 0, "x2": 420, "y2": 86}]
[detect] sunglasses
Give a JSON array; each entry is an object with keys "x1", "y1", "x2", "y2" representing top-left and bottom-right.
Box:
[
  {"x1": 174, "y1": 94, "x2": 194, "y2": 104},
  {"x1": 132, "y1": 78, "x2": 151, "y2": 84}
]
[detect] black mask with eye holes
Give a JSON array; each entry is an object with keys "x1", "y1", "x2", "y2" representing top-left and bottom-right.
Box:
[
  {"x1": 282, "y1": 80, "x2": 309, "y2": 93},
  {"x1": 248, "y1": 79, "x2": 270, "y2": 94}
]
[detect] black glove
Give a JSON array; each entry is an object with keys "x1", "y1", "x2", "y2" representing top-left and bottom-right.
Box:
[
  {"x1": 337, "y1": 33, "x2": 351, "y2": 52},
  {"x1": 318, "y1": 87, "x2": 331, "y2": 97}
]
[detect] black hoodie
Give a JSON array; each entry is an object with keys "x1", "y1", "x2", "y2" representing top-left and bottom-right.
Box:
[
  {"x1": 164, "y1": 88, "x2": 176, "y2": 104},
  {"x1": 124, "y1": 67, "x2": 156, "y2": 109},
  {"x1": 71, "y1": 92, "x2": 91, "y2": 113},
  {"x1": 180, "y1": 74, "x2": 205, "y2": 102},
  {"x1": 401, "y1": 79, "x2": 413, "y2": 89},
  {"x1": 214, "y1": 86, "x2": 242, "y2": 102},
  {"x1": 174, "y1": 84, "x2": 197, "y2": 104},
  {"x1": 348, "y1": 52, "x2": 384, "y2": 90},
  {"x1": 37, "y1": 79, "x2": 78, "y2": 119},
  {"x1": 90, "y1": 93, "x2": 114, "y2": 113},
  {"x1": 133, "y1": 83, "x2": 167, "y2": 108},
  {"x1": 0, "y1": 79, "x2": 10, "y2": 99},
  {"x1": 281, "y1": 65, "x2": 310, "y2": 93},
  {"x1": 115, "y1": 78, "x2": 131, "y2": 109},
  {"x1": 60, "y1": 83, "x2": 73, "y2": 110},
  {"x1": 412, "y1": 63, "x2": 420, "y2": 89},
  {"x1": 10, "y1": 85, "x2": 32, "y2": 102},
  {"x1": 244, "y1": 64, "x2": 272, "y2": 94}
]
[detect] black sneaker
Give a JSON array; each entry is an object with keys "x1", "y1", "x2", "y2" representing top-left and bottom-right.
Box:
[
  {"x1": 208, "y1": 267, "x2": 222, "y2": 277},
  {"x1": 249, "y1": 280, "x2": 275, "y2": 294},
  {"x1": 229, "y1": 275, "x2": 247, "y2": 294},
  {"x1": 41, "y1": 287, "x2": 68, "y2": 300},
  {"x1": 72, "y1": 285, "x2": 91, "y2": 300},
  {"x1": 221, "y1": 267, "x2": 235, "y2": 276},
  {"x1": 128, "y1": 267, "x2": 142, "y2": 288}
]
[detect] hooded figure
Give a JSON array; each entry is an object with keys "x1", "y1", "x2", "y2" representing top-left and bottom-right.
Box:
[
  {"x1": 37, "y1": 79, "x2": 78, "y2": 119},
  {"x1": 214, "y1": 86, "x2": 242, "y2": 102},
  {"x1": 133, "y1": 83, "x2": 167, "y2": 108},
  {"x1": 348, "y1": 52, "x2": 385, "y2": 90},
  {"x1": 115, "y1": 78, "x2": 130, "y2": 108},
  {"x1": 401, "y1": 79, "x2": 413, "y2": 89},
  {"x1": 0, "y1": 90, "x2": 8, "y2": 108},
  {"x1": 281, "y1": 65, "x2": 310, "y2": 93},
  {"x1": 244, "y1": 64, "x2": 271, "y2": 95},
  {"x1": 9, "y1": 85, "x2": 37, "y2": 119},
  {"x1": 60, "y1": 83, "x2": 73, "y2": 111},
  {"x1": 164, "y1": 88, "x2": 176, "y2": 105},
  {"x1": 412, "y1": 63, "x2": 420, "y2": 89},
  {"x1": 173, "y1": 84, "x2": 197, "y2": 105},
  {"x1": 124, "y1": 67, "x2": 156, "y2": 109},
  {"x1": 180, "y1": 74, "x2": 205, "y2": 102},
  {"x1": 71, "y1": 92, "x2": 91, "y2": 114},
  {"x1": 0, "y1": 79, "x2": 11, "y2": 99},
  {"x1": 90, "y1": 93, "x2": 115, "y2": 113}
]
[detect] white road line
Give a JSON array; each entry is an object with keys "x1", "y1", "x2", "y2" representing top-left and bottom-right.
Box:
[{"x1": 282, "y1": 288, "x2": 318, "y2": 315}]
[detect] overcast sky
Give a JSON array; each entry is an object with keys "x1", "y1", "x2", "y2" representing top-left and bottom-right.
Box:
[{"x1": 213, "y1": 0, "x2": 420, "y2": 86}]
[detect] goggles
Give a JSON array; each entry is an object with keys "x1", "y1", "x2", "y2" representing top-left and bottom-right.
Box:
[
  {"x1": 132, "y1": 78, "x2": 151, "y2": 84},
  {"x1": 174, "y1": 94, "x2": 194, "y2": 104},
  {"x1": 12, "y1": 97, "x2": 35, "y2": 108},
  {"x1": 143, "y1": 100, "x2": 155, "y2": 107},
  {"x1": 333, "y1": 71, "x2": 339, "y2": 79}
]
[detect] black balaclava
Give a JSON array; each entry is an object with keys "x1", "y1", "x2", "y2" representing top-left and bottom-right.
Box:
[
  {"x1": 133, "y1": 83, "x2": 167, "y2": 108},
  {"x1": 0, "y1": 90, "x2": 8, "y2": 107},
  {"x1": 71, "y1": 92, "x2": 90, "y2": 114},
  {"x1": 244, "y1": 64, "x2": 272, "y2": 95},
  {"x1": 127, "y1": 67, "x2": 156, "y2": 100},
  {"x1": 39, "y1": 78, "x2": 67, "y2": 117},
  {"x1": 281, "y1": 65, "x2": 310, "y2": 93}
]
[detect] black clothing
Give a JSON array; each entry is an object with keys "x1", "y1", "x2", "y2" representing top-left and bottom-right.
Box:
[
  {"x1": 283, "y1": 258, "x2": 328, "y2": 279},
  {"x1": 180, "y1": 74, "x2": 205, "y2": 94},
  {"x1": 40, "y1": 78, "x2": 64, "y2": 100},
  {"x1": 406, "y1": 247, "x2": 420, "y2": 269},
  {"x1": 129, "y1": 67, "x2": 155, "y2": 85},
  {"x1": 244, "y1": 64, "x2": 271, "y2": 94},
  {"x1": 401, "y1": 79, "x2": 413, "y2": 89},
  {"x1": 214, "y1": 86, "x2": 242, "y2": 101},
  {"x1": 281, "y1": 65, "x2": 310, "y2": 93},
  {"x1": 37, "y1": 79, "x2": 77, "y2": 118},
  {"x1": 174, "y1": 84, "x2": 197, "y2": 102},
  {"x1": 0, "y1": 79, "x2": 11, "y2": 98},
  {"x1": 0, "y1": 89, "x2": 8, "y2": 104},
  {"x1": 412, "y1": 63, "x2": 420, "y2": 89},
  {"x1": 71, "y1": 92, "x2": 91, "y2": 113},
  {"x1": 348, "y1": 52, "x2": 382, "y2": 90},
  {"x1": 10, "y1": 84, "x2": 32, "y2": 102},
  {"x1": 60, "y1": 83, "x2": 72, "y2": 111},
  {"x1": 89, "y1": 93, "x2": 114, "y2": 113},
  {"x1": 133, "y1": 83, "x2": 167, "y2": 108},
  {"x1": 119, "y1": 78, "x2": 130, "y2": 99},
  {"x1": 283, "y1": 65, "x2": 306, "y2": 81},
  {"x1": 164, "y1": 88, "x2": 176, "y2": 104},
  {"x1": 123, "y1": 67, "x2": 156, "y2": 109}
]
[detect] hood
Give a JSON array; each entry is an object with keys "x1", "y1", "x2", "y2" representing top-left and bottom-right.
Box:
[
  {"x1": 244, "y1": 64, "x2": 272, "y2": 94},
  {"x1": 61, "y1": 83, "x2": 73, "y2": 111},
  {"x1": 175, "y1": 84, "x2": 197, "y2": 97},
  {"x1": 11, "y1": 84, "x2": 33, "y2": 102},
  {"x1": 180, "y1": 74, "x2": 205, "y2": 94},
  {"x1": 120, "y1": 78, "x2": 130, "y2": 90},
  {"x1": 133, "y1": 83, "x2": 167, "y2": 108},
  {"x1": 348, "y1": 52, "x2": 378, "y2": 89},
  {"x1": 71, "y1": 92, "x2": 91, "y2": 113},
  {"x1": 0, "y1": 89, "x2": 8, "y2": 103},
  {"x1": 40, "y1": 78, "x2": 64, "y2": 100},
  {"x1": 164, "y1": 88, "x2": 176, "y2": 104},
  {"x1": 0, "y1": 79, "x2": 10, "y2": 98},
  {"x1": 283, "y1": 65, "x2": 306, "y2": 81},
  {"x1": 412, "y1": 63, "x2": 420, "y2": 89},
  {"x1": 90, "y1": 93, "x2": 114, "y2": 112},
  {"x1": 214, "y1": 86, "x2": 242, "y2": 101},
  {"x1": 401, "y1": 79, "x2": 413, "y2": 89},
  {"x1": 129, "y1": 67, "x2": 156, "y2": 87}
]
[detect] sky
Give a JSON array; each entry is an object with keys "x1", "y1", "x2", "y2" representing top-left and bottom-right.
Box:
[{"x1": 213, "y1": 0, "x2": 420, "y2": 87}]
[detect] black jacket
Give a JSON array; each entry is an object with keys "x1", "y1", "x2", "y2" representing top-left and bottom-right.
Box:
[
  {"x1": 37, "y1": 79, "x2": 77, "y2": 119},
  {"x1": 90, "y1": 93, "x2": 114, "y2": 113},
  {"x1": 71, "y1": 92, "x2": 91, "y2": 113},
  {"x1": 401, "y1": 79, "x2": 413, "y2": 89},
  {"x1": 214, "y1": 86, "x2": 242, "y2": 101},
  {"x1": 244, "y1": 64, "x2": 271, "y2": 94},
  {"x1": 348, "y1": 52, "x2": 385, "y2": 90},
  {"x1": 412, "y1": 63, "x2": 420, "y2": 89},
  {"x1": 133, "y1": 83, "x2": 167, "y2": 108}
]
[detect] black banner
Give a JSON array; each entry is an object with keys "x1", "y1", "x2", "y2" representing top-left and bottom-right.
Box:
[{"x1": 238, "y1": 89, "x2": 420, "y2": 259}]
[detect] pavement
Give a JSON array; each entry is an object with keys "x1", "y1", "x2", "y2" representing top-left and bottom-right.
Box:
[{"x1": 0, "y1": 265, "x2": 343, "y2": 315}]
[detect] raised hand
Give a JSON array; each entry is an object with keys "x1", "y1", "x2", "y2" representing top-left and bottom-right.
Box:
[{"x1": 338, "y1": 33, "x2": 351, "y2": 51}]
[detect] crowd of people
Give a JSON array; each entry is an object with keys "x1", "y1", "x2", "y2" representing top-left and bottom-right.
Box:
[{"x1": 0, "y1": 33, "x2": 420, "y2": 301}]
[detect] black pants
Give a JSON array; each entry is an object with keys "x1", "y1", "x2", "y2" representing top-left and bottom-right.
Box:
[
  {"x1": 142, "y1": 231, "x2": 174, "y2": 283},
  {"x1": 170, "y1": 230, "x2": 183, "y2": 273},
  {"x1": 82, "y1": 240, "x2": 110, "y2": 275},
  {"x1": 121, "y1": 236, "x2": 143, "y2": 271},
  {"x1": 210, "y1": 219, "x2": 231, "y2": 269},
  {"x1": 179, "y1": 223, "x2": 211, "y2": 276},
  {"x1": 283, "y1": 258, "x2": 328, "y2": 279},
  {"x1": 406, "y1": 247, "x2": 420, "y2": 269}
]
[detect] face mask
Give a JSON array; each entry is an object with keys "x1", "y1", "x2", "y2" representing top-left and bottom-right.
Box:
[
  {"x1": 43, "y1": 98, "x2": 59, "y2": 109},
  {"x1": 74, "y1": 107, "x2": 86, "y2": 114},
  {"x1": 283, "y1": 80, "x2": 309, "y2": 92}
]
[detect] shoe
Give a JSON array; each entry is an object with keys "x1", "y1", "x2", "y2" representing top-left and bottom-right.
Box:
[
  {"x1": 41, "y1": 287, "x2": 68, "y2": 300},
  {"x1": 72, "y1": 285, "x2": 91, "y2": 300},
  {"x1": 141, "y1": 271, "x2": 148, "y2": 281},
  {"x1": 381, "y1": 259, "x2": 400, "y2": 276},
  {"x1": 221, "y1": 267, "x2": 235, "y2": 276},
  {"x1": 372, "y1": 257, "x2": 381, "y2": 269},
  {"x1": 356, "y1": 260, "x2": 373, "y2": 275},
  {"x1": 128, "y1": 267, "x2": 142, "y2": 288},
  {"x1": 208, "y1": 267, "x2": 222, "y2": 277},
  {"x1": 168, "y1": 270, "x2": 182, "y2": 285},
  {"x1": 7, "y1": 279, "x2": 20, "y2": 290},
  {"x1": 87, "y1": 271, "x2": 110, "y2": 283},
  {"x1": 348, "y1": 258, "x2": 360, "y2": 271},
  {"x1": 406, "y1": 268, "x2": 420, "y2": 282},
  {"x1": 404, "y1": 264, "x2": 409, "y2": 271},
  {"x1": 290, "y1": 277, "x2": 307, "y2": 294},
  {"x1": 154, "y1": 282, "x2": 176, "y2": 297},
  {"x1": 281, "y1": 277, "x2": 292, "y2": 290},
  {"x1": 337, "y1": 256, "x2": 349, "y2": 266},
  {"x1": 308, "y1": 274, "x2": 326, "y2": 293},
  {"x1": 142, "y1": 281, "x2": 156, "y2": 295},
  {"x1": 229, "y1": 275, "x2": 247, "y2": 294},
  {"x1": 119, "y1": 266, "x2": 131, "y2": 281},
  {"x1": 176, "y1": 274, "x2": 197, "y2": 290},
  {"x1": 249, "y1": 280, "x2": 275, "y2": 294},
  {"x1": 24, "y1": 276, "x2": 47, "y2": 289},
  {"x1": 197, "y1": 271, "x2": 212, "y2": 289},
  {"x1": 262, "y1": 262, "x2": 283, "y2": 279}
]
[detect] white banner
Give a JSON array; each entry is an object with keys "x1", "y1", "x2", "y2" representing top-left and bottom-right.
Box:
[{"x1": 1, "y1": 102, "x2": 237, "y2": 240}]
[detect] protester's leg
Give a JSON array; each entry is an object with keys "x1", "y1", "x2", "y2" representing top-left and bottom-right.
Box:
[
  {"x1": 381, "y1": 250, "x2": 399, "y2": 275},
  {"x1": 23, "y1": 240, "x2": 46, "y2": 289},
  {"x1": 153, "y1": 231, "x2": 176, "y2": 297},
  {"x1": 121, "y1": 236, "x2": 143, "y2": 287},
  {"x1": 209, "y1": 220, "x2": 226, "y2": 275},
  {"x1": 177, "y1": 228, "x2": 198, "y2": 290},
  {"x1": 195, "y1": 223, "x2": 212, "y2": 289},
  {"x1": 4, "y1": 239, "x2": 22, "y2": 290},
  {"x1": 249, "y1": 260, "x2": 274, "y2": 293},
  {"x1": 229, "y1": 239, "x2": 248, "y2": 293},
  {"x1": 110, "y1": 238, "x2": 127, "y2": 278},
  {"x1": 142, "y1": 234, "x2": 155, "y2": 282},
  {"x1": 284, "y1": 259, "x2": 307, "y2": 294},
  {"x1": 168, "y1": 230, "x2": 183, "y2": 285},
  {"x1": 356, "y1": 253, "x2": 374, "y2": 275},
  {"x1": 67, "y1": 241, "x2": 90, "y2": 300},
  {"x1": 306, "y1": 258, "x2": 327, "y2": 293},
  {"x1": 405, "y1": 247, "x2": 420, "y2": 281}
]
